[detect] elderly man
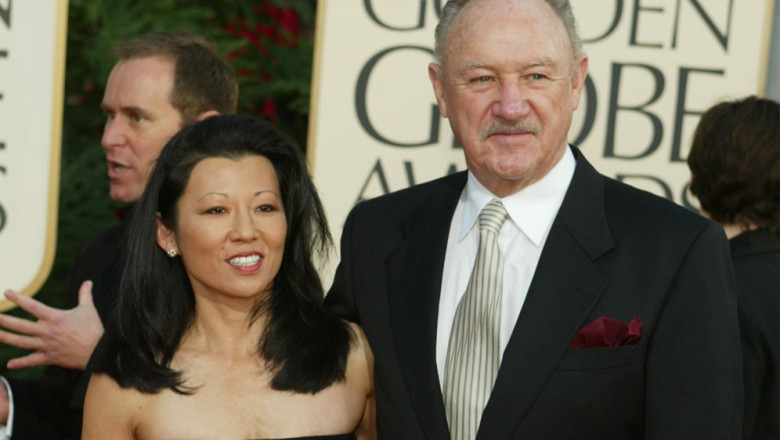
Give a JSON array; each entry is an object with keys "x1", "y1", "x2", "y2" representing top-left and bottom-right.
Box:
[{"x1": 325, "y1": 0, "x2": 743, "y2": 439}]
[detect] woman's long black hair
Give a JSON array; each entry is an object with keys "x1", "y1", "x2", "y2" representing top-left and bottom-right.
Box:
[{"x1": 92, "y1": 114, "x2": 352, "y2": 394}]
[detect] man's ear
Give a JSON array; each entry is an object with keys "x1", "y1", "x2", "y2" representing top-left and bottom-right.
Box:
[
  {"x1": 195, "y1": 109, "x2": 220, "y2": 122},
  {"x1": 155, "y1": 213, "x2": 177, "y2": 255},
  {"x1": 571, "y1": 55, "x2": 589, "y2": 111},
  {"x1": 428, "y1": 62, "x2": 449, "y2": 119}
]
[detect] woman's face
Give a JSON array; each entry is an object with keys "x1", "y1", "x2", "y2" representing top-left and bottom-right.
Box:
[{"x1": 157, "y1": 155, "x2": 287, "y2": 303}]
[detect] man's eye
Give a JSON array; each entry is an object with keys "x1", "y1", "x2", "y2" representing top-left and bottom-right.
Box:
[
  {"x1": 475, "y1": 76, "x2": 491, "y2": 83},
  {"x1": 130, "y1": 114, "x2": 146, "y2": 123},
  {"x1": 530, "y1": 74, "x2": 545, "y2": 81}
]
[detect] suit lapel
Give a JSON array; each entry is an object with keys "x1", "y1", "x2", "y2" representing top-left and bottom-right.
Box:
[
  {"x1": 478, "y1": 150, "x2": 615, "y2": 439},
  {"x1": 386, "y1": 172, "x2": 466, "y2": 440}
]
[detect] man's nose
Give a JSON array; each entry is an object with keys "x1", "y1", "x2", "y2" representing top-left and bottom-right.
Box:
[
  {"x1": 492, "y1": 81, "x2": 529, "y2": 121},
  {"x1": 101, "y1": 117, "x2": 126, "y2": 150}
]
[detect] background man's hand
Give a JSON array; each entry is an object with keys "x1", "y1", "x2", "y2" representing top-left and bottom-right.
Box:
[{"x1": 0, "y1": 281, "x2": 104, "y2": 370}]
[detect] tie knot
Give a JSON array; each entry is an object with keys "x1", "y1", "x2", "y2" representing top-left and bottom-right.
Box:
[{"x1": 479, "y1": 200, "x2": 508, "y2": 235}]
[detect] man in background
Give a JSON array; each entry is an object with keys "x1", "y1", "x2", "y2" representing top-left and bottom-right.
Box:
[
  {"x1": 0, "y1": 31, "x2": 238, "y2": 439},
  {"x1": 688, "y1": 95, "x2": 779, "y2": 440}
]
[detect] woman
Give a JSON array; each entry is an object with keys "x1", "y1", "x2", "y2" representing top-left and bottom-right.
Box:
[
  {"x1": 83, "y1": 114, "x2": 375, "y2": 439},
  {"x1": 687, "y1": 96, "x2": 779, "y2": 440}
]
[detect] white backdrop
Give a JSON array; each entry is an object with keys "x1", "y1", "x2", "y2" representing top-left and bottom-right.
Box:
[{"x1": 0, "y1": 0, "x2": 67, "y2": 310}]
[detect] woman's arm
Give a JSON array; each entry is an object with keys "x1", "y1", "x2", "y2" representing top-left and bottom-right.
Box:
[{"x1": 355, "y1": 394, "x2": 376, "y2": 440}]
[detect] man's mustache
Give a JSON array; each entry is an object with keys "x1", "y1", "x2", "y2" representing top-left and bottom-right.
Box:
[{"x1": 479, "y1": 121, "x2": 541, "y2": 140}]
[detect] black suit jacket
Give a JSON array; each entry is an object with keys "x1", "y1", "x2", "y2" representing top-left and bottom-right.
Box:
[
  {"x1": 730, "y1": 228, "x2": 779, "y2": 440},
  {"x1": 6, "y1": 222, "x2": 124, "y2": 440},
  {"x1": 326, "y1": 147, "x2": 743, "y2": 439}
]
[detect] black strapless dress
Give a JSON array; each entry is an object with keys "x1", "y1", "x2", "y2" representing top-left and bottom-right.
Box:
[{"x1": 252, "y1": 435, "x2": 355, "y2": 440}]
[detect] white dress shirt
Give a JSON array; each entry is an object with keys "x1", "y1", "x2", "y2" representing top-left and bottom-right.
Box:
[{"x1": 436, "y1": 147, "x2": 576, "y2": 387}]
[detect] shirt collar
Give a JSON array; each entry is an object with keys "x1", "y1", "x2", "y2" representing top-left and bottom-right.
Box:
[{"x1": 460, "y1": 146, "x2": 576, "y2": 246}]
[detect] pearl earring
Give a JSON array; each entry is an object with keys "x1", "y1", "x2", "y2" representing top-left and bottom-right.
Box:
[{"x1": 167, "y1": 249, "x2": 178, "y2": 258}]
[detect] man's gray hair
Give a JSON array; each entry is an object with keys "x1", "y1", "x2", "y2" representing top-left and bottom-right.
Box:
[{"x1": 433, "y1": 0, "x2": 584, "y2": 63}]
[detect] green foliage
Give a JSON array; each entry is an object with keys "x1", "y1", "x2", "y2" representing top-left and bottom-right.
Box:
[{"x1": 0, "y1": 0, "x2": 315, "y2": 379}]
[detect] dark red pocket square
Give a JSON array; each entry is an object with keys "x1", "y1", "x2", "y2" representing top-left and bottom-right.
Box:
[{"x1": 568, "y1": 317, "x2": 643, "y2": 349}]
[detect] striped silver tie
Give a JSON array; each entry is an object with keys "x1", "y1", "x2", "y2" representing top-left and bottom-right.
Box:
[{"x1": 444, "y1": 199, "x2": 509, "y2": 440}]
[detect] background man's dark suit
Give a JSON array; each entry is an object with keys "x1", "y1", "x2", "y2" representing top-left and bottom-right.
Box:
[
  {"x1": 5, "y1": 223, "x2": 124, "y2": 439},
  {"x1": 731, "y1": 228, "x2": 779, "y2": 440},
  {"x1": 326, "y1": 147, "x2": 742, "y2": 440}
]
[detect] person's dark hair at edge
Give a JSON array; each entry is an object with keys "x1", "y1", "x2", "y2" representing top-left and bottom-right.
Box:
[
  {"x1": 92, "y1": 114, "x2": 351, "y2": 394},
  {"x1": 113, "y1": 31, "x2": 239, "y2": 122},
  {"x1": 688, "y1": 95, "x2": 780, "y2": 238}
]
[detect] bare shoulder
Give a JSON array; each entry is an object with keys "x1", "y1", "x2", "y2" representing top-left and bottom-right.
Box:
[
  {"x1": 83, "y1": 373, "x2": 144, "y2": 439},
  {"x1": 84, "y1": 372, "x2": 141, "y2": 411},
  {"x1": 342, "y1": 323, "x2": 376, "y2": 439},
  {"x1": 344, "y1": 322, "x2": 373, "y2": 391},
  {"x1": 345, "y1": 322, "x2": 370, "y2": 358}
]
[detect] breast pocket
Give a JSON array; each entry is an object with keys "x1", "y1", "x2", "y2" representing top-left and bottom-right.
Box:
[{"x1": 556, "y1": 345, "x2": 639, "y2": 370}]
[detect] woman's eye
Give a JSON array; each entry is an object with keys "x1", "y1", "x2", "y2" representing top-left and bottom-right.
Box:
[
  {"x1": 205, "y1": 207, "x2": 226, "y2": 214},
  {"x1": 258, "y1": 204, "x2": 276, "y2": 213}
]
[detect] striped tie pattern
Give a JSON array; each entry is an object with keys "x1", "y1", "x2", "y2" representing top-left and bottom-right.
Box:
[{"x1": 444, "y1": 199, "x2": 509, "y2": 440}]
